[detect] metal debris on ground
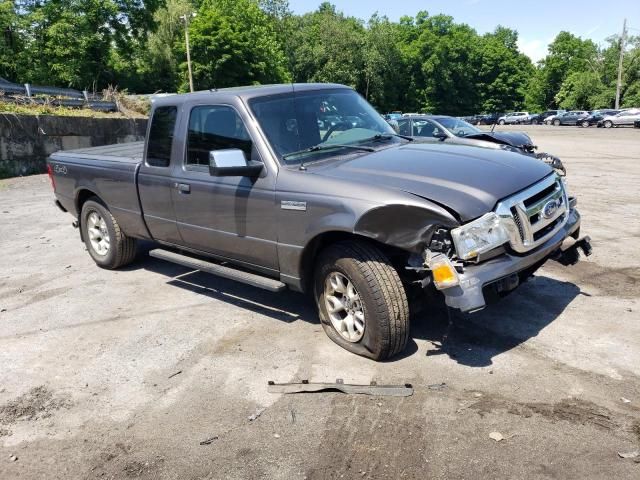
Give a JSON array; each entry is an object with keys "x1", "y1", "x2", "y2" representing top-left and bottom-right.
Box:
[
  {"x1": 199, "y1": 436, "x2": 218, "y2": 446},
  {"x1": 617, "y1": 450, "x2": 639, "y2": 459},
  {"x1": 248, "y1": 407, "x2": 266, "y2": 422},
  {"x1": 267, "y1": 379, "x2": 413, "y2": 397},
  {"x1": 620, "y1": 397, "x2": 631, "y2": 403},
  {"x1": 489, "y1": 432, "x2": 505, "y2": 442},
  {"x1": 168, "y1": 370, "x2": 182, "y2": 379},
  {"x1": 288, "y1": 408, "x2": 296, "y2": 424},
  {"x1": 427, "y1": 382, "x2": 447, "y2": 391}
]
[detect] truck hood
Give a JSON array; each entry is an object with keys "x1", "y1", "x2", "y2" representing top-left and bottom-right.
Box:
[
  {"x1": 313, "y1": 142, "x2": 552, "y2": 222},
  {"x1": 462, "y1": 131, "x2": 534, "y2": 148}
]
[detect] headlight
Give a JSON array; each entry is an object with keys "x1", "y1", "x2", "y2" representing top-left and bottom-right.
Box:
[{"x1": 451, "y1": 212, "x2": 510, "y2": 260}]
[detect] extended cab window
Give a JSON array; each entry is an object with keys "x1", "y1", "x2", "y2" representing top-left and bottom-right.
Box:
[
  {"x1": 186, "y1": 105, "x2": 253, "y2": 166},
  {"x1": 146, "y1": 106, "x2": 177, "y2": 167}
]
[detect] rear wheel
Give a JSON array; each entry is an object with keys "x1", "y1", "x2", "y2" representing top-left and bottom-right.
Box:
[
  {"x1": 581, "y1": 120, "x2": 590, "y2": 128},
  {"x1": 81, "y1": 198, "x2": 137, "y2": 269},
  {"x1": 314, "y1": 241, "x2": 409, "y2": 360},
  {"x1": 498, "y1": 119, "x2": 505, "y2": 125}
]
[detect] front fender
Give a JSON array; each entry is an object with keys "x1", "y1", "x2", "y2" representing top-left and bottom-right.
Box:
[{"x1": 354, "y1": 202, "x2": 459, "y2": 253}]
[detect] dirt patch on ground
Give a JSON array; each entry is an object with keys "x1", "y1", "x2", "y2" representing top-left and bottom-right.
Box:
[
  {"x1": 546, "y1": 262, "x2": 640, "y2": 299},
  {"x1": 0, "y1": 386, "x2": 71, "y2": 428},
  {"x1": 633, "y1": 421, "x2": 640, "y2": 443},
  {"x1": 470, "y1": 395, "x2": 619, "y2": 430},
  {"x1": 306, "y1": 396, "x2": 431, "y2": 479}
]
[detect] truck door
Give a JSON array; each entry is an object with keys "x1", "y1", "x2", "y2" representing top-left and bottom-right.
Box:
[
  {"x1": 138, "y1": 105, "x2": 182, "y2": 244},
  {"x1": 171, "y1": 103, "x2": 278, "y2": 271}
]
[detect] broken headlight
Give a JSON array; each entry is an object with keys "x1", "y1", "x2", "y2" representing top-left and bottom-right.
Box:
[{"x1": 450, "y1": 212, "x2": 510, "y2": 260}]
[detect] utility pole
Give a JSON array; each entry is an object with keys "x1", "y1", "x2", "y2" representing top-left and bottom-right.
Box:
[
  {"x1": 615, "y1": 18, "x2": 627, "y2": 109},
  {"x1": 180, "y1": 13, "x2": 197, "y2": 93}
]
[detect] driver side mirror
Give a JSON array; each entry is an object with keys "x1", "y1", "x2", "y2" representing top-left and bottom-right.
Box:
[
  {"x1": 209, "y1": 149, "x2": 263, "y2": 177},
  {"x1": 433, "y1": 129, "x2": 447, "y2": 141}
]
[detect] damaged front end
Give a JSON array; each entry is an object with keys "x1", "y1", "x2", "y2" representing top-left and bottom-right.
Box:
[{"x1": 409, "y1": 175, "x2": 592, "y2": 313}]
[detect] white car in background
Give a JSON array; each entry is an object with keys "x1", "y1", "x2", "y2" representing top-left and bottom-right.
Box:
[
  {"x1": 498, "y1": 112, "x2": 529, "y2": 125},
  {"x1": 600, "y1": 109, "x2": 640, "y2": 128}
]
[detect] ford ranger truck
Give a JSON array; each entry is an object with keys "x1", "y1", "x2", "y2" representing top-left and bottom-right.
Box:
[{"x1": 47, "y1": 83, "x2": 592, "y2": 360}]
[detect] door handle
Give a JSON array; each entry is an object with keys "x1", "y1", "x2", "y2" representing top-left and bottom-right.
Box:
[{"x1": 175, "y1": 183, "x2": 191, "y2": 194}]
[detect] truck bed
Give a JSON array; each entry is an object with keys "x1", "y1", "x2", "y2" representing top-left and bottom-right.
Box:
[
  {"x1": 49, "y1": 141, "x2": 148, "y2": 240},
  {"x1": 51, "y1": 141, "x2": 144, "y2": 164}
]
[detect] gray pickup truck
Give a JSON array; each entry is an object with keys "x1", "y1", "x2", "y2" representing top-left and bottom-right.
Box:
[{"x1": 47, "y1": 83, "x2": 592, "y2": 360}]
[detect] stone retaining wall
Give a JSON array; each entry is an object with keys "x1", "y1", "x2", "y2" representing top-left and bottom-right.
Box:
[{"x1": 0, "y1": 114, "x2": 147, "y2": 178}]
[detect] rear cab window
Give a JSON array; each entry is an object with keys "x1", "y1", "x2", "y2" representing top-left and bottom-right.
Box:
[{"x1": 146, "y1": 106, "x2": 178, "y2": 167}]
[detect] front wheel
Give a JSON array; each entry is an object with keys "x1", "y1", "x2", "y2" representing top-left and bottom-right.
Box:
[
  {"x1": 553, "y1": 119, "x2": 561, "y2": 126},
  {"x1": 581, "y1": 120, "x2": 590, "y2": 128},
  {"x1": 81, "y1": 198, "x2": 137, "y2": 269},
  {"x1": 498, "y1": 120, "x2": 505, "y2": 125},
  {"x1": 314, "y1": 241, "x2": 409, "y2": 360},
  {"x1": 603, "y1": 120, "x2": 613, "y2": 129}
]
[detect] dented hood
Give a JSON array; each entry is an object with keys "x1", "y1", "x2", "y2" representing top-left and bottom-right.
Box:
[
  {"x1": 462, "y1": 130, "x2": 534, "y2": 148},
  {"x1": 314, "y1": 142, "x2": 552, "y2": 222}
]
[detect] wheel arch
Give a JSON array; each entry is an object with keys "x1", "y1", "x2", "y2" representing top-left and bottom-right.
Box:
[
  {"x1": 297, "y1": 203, "x2": 458, "y2": 294},
  {"x1": 75, "y1": 188, "x2": 102, "y2": 215}
]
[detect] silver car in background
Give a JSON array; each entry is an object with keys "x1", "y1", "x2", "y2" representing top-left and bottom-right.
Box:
[
  {"x1": 498, "y1": 112, "x2": 529, "y2": 125},
  {"x1": 600, "y1": 109, "x2": 640, "y2": 128}
]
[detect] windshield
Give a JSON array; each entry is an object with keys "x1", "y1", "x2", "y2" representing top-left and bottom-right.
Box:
[
  {"x1": 248, "y1": 88, "x2": 396, "y2": 165},
  {"x1": 435, "y1": 117, "x2": 481, "y2": 137}
]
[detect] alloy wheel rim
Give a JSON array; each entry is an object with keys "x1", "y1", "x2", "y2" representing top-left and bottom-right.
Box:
[
  {"x1": 324, "y1": 272, "x2": 365, "y2": 342},
  {"x1": 87, "y1": 211, "x2": 110, "y2": 256}
]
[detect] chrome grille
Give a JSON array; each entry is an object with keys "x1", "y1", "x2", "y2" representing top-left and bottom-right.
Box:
[{"x1": 495, "y1": 175, "x2": 569, "y2": 253}]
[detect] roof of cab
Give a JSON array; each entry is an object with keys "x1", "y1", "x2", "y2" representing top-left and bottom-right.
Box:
[{"x1": 151, "y1": 83, "x2": 351, "y2": 107}]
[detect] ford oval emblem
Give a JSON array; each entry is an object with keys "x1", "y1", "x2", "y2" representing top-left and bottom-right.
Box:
[{"x1": 542, "y1": 199, "x2": 559, "y2": 219}]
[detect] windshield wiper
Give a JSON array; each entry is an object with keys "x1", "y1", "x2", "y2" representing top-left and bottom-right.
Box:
[
  {"x1": 366, "y1": 133, "x2": 414, "y2": 142},
  {"x1": 282, "y1": 143, "x2": 376, "y2": 162}
]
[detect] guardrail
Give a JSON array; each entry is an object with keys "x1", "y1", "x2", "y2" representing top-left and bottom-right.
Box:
[{"x1": 0, "y1": 78, "x2": 118, "y2": 112}]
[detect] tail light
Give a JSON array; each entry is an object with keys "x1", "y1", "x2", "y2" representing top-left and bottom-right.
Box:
[{"x1": 47, "y1": 164, "x2": 56, "y2": 191}]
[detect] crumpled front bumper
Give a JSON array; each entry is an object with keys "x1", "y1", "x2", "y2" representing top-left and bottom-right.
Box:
[{"x1": 442, "y1": 208, "x2": 586, "y2": 313}]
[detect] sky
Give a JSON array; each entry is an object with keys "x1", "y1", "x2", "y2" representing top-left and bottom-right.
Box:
[{"x1": 288, "y1": 0, "x2": 640, "y2": 62}]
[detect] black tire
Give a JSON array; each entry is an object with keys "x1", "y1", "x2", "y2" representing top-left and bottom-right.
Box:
[
  {"x1": 603, "y1": 120, "x2": 613, "y2": 129},
  {"x1": 553, "y1": 119, "x2": 561, "y2": 126},
  {"x1": 498, "y1": 119, "x2": 505, "y2": 125},
  {"x1": 581, "y1": 120, "x2": 589, "y2": 128},
  {"x1": 314, "y1": 240, "x2": 409, "y2": 360},
  {"x1": 81, "y1": 198, "x2": 137, "y2": 269}
]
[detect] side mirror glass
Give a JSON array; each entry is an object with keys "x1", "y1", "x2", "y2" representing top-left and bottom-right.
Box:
[{"x1": 209, "y1": 149, "x2": 263, "y2": 177}]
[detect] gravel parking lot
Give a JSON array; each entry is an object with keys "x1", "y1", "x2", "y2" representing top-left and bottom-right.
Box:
[{"x1": 1, "y1": 125, "x2": 639, "y2": 479}]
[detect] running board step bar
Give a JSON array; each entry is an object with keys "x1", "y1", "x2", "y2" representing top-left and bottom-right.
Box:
[{"x1": 149, "y1": 248, "x2": 286, "y2": 292}]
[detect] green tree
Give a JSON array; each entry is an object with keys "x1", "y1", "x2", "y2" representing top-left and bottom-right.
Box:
[
  {"x1": 362, "y1": 14, "x2": 407, "y2": 112},
  {"x1": 401, "y1": 13, "x2": 482, "y2": 115},
  {"x1": 13, "y1": 0, "x2": 164, "y2": 89},
  {"x1": 476, "y1": 27, "x2": 534, "y2": 112},
  {"x1": 184, "y1": 0, "x2": 290, "y2": 91},
  {"x1": 18, "y1": 0, "x2": 119, "y2": 89},
  {"x1": 121, "y1": 0, "x2": 195, "y2": 92},
  {"x1": 529, "y1": 32, "x2": 598, "y2": 109},
  {"x1": 0, "y1": 0, "x2": 21, "y2": 81},
  {"x1": 287, "y1": 3, "x2": 366, "y2": 90}
]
